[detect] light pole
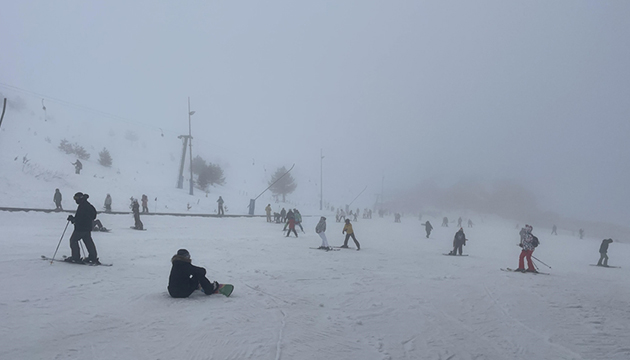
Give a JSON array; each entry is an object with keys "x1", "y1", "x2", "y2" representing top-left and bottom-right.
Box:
[
  {"x1": 320, "y1": 149, "x2": 324, "y2": 211},
  {"x1": 188, "y1": 97, "x2": 195, "y2": 195}
]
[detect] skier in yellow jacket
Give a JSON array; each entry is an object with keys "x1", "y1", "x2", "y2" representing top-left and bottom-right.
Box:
[{"x1": 340, "y1": 219, "x2": 361, "y2": 250}]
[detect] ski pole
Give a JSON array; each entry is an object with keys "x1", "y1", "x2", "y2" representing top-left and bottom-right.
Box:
[
  {"x1": 50, "y1": 220, "x2": 70, "y2": 264},
  {"x1": 80, "y1": 241, "x2": 86, "y2": 259},
  {"x1": 532, "y1": 255, "x2": 551, "y2": 269}
]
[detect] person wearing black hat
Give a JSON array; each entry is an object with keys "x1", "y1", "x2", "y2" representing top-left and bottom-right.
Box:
[
  {"x1": 167, "y1": 249, "x2": 220, "y2": 298},
  {"x1": 65, "y1": 192, "x2": 99, "y2": 264}
]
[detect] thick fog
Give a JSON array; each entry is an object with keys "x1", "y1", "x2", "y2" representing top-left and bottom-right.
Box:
[{"x1": 2, "y1": 1, "x2": 630, "y2": 226}]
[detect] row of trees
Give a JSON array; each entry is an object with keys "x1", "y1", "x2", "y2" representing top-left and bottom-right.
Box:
[
  {"x1": 58, "y1": 139, "x2": 113, "y2": 167},
  {"x1": 58, "y1": 140, "x2": 297, "y2": 201},
  {"x1": 190, "y1": 157, "x2": 297, "y2": 200},
  {"x1": 192, "y1": 155, "x2": 225, "y2": 190}
]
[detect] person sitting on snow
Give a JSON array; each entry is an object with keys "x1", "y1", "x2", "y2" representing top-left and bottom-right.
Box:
[{"x1": 167, "y1": 249, "x2": 220, "y2": 298}]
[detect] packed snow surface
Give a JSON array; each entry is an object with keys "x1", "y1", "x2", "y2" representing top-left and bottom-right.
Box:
[{"x1": 1, "y1": 211, "x2": 629, "y2": 360}]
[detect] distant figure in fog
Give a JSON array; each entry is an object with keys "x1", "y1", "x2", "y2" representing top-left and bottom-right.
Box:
[
  {"x1": 53, "y1": 189, "x2": 63, "y2": 211},
  {"x1": 423, "y1": 221, "x2": 433, "y2": 238}
]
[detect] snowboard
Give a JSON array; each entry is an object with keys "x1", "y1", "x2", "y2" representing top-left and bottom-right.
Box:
[
  {"x1": 214, "y1": 284, "x2": 234, "y2": 297},
  {"x1": 309, "y1": 247, "x2": 340, "y2": 251},
  {"x1": 129, "y1": 226, "x2": 147, "y2": 231},
  {"x1": 443, "y1": 254, "x2": 469, "y2": 256},
  {"x1": 501, "y1": 267, "x2": 549, "y2": 275},
  {"x1": 333, "y1": 246, "x2": 359, "y2": 250},
  {"x1": 590, "y1": 264, "x2": 620, "y2": 268},
  {"x1": 41, "y1": 255, "x2": 113, "y2": 267}
]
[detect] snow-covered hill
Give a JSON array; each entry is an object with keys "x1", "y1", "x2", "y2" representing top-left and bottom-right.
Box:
[{"x1": 0, "y1": 94, "x2": 321, "y2": 215}]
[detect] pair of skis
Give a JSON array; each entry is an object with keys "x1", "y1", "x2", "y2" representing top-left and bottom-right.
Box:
[{"x1": 41, "y1": 255, "x2": 113, "y2": 267}]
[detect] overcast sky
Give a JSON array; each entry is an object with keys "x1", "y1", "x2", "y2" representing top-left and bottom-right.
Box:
[{"x1": 2, "y1": 1, "x2": 630, "y2": 224}]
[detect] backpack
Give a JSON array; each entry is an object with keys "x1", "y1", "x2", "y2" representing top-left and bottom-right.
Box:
[{"x1": 532, "y1": 236, "x2": 540, "y2": 247}]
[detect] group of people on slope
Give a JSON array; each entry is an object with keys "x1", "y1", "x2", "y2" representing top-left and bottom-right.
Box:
[
  {"x1": 315, "y1": 217, "x2": 361, "y2": 250},
  {"x1": 54, "y1": 190, "x2": 115, "y2": 214}
]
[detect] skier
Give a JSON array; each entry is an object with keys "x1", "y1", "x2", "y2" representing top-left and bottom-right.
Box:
[
  {"x1": 65, "y1": 192, "x2": 99, "y2": 264},
  {"x1": 72, "y1": 159, "x2": 82, "y2": 174},
  {"x1": 167, "y1": 249, "x2": 221, "y2": 298},
  {"x1": 468, "y1": 219, "x2": 473, "y2": 228},
  {"x1": 515, "y1": 225, "x2": 537, "y2": 273},
  {"x1": 448, "y1": 228, "x2": 467, "y2": 255},
  {"x1": 597, "y1": 239, "x2": 613, "y2": 267},
  {"x1": 315, "y1": 216, "x2": 330, "y2": 249},
  {"x1": 579, "y1": 228, "x2": 584, "y2": 239},
  {"x1": 280, "y1": 208, "x2": 287, "y2": 223},
  {"x1": 285, "y1": 212, "x2": 298, "y2": 238},
  {"x1": 141, "y1": 194, "x2": 149, "y2": 213},
  {"x1": 551, "y1": 225, "x2": 557, "y2": 235},
  {"x1": 217, "y1": 196, "x2": 224, "y2": 216},
  {"x1": 131, "y1": 198, "x2": 143, "y2": 230},
  {"x1": 53, "y1": 188, "x2": 63, "y2": 211},
  {"x1": 294, "y1": 209, "x2": 304, "y2": 233},
  {"x1": 104, "y1": 194, "x2": 112, "y2": 213},
  {"x1": 457, "y1": 217, "x2": 463, "y2": 227},
  {"x1": 423, "y1": 221, "x2": 433, "y2": 238},
  {"x1": 442, "y1": 217, "x2": 449, "y2": 227},
  {"x1": 340, "y1": 219, "x2": 361, "y2": 250},
  {"x1": 394, "y1": 213, "x2": 401, "y2": 223},
  {"x1": 265, "y1": 204, "x2": 272, "y2": 222},
  {"x1": 283, "y1": 209, "x2": 294, "y2": 231}
]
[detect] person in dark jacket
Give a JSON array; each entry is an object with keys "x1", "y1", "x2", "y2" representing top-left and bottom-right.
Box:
[
  {"x1": 65, "y1": 192, "x2": 99, "y2": 264},
  {"x1": 286, "y1": 212, "x2": 298, "y2": 237},
  {"x1": 597, "y1": 239, "x2": 613, "y2": 267},
  {"x1": 448, "y1": 228, "x2": 467, "y2": 255},
  {"x1": 442, "y1": 217, "x2": 449, "y2": 227},
  {"x1": 131, "y1": 198, "x2": 143, "y2": 230},
  {"x1": 423, "y1": 221, "x2": 433, "y2": 238},
  {"x1": 168, "y1": 249, "x2": 220, "y2": 298},
  {"x1": 72, "y1": 159, "x2": 82, "y2": 174},
  {"x1": 53, "y1": 188, "x2": 63, "y2": 211},
  {"x1": 217, "y1": 196, "x2": 224, "y2": 216}
]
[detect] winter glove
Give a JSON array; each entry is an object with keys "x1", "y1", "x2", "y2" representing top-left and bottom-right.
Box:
[{"x1": 67, "y1": 215, "x2": 75, "y2": 222}]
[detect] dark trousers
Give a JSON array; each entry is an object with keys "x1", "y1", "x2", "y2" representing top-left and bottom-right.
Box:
[
  {"x1": 218, "y1": 205, "x2": 224, "y2": 216},
  {"x1": 55, "y1": 201, "x2": 63, "y2": 210},
  {"x1": 426, "y1": 230, "x2": 431, "y2": 238},
  {"x1": 142, "y1": 205, "x2": 148, "y2": 213},
  {"x1": 344, "y1": 233, "x2": 360, "y2": 249},
  {"x1": 451, "y1": 243, "x2": 463, "y2": 255},
  {"x1": 597, "y1": 252, "x2": 609, "y2": 266},
  {"x1": 134, "y1": 213, "x2": 143, "y2": 230},
  {"x1": 69, "y1": 230, "x2": 97, "y2": 260},
  {"x1": 168, "y1": 274, "x2": 217, "y2": 298},
  {"x1": 286, "y1": 228, "x2": 298, "y2": 237}
]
